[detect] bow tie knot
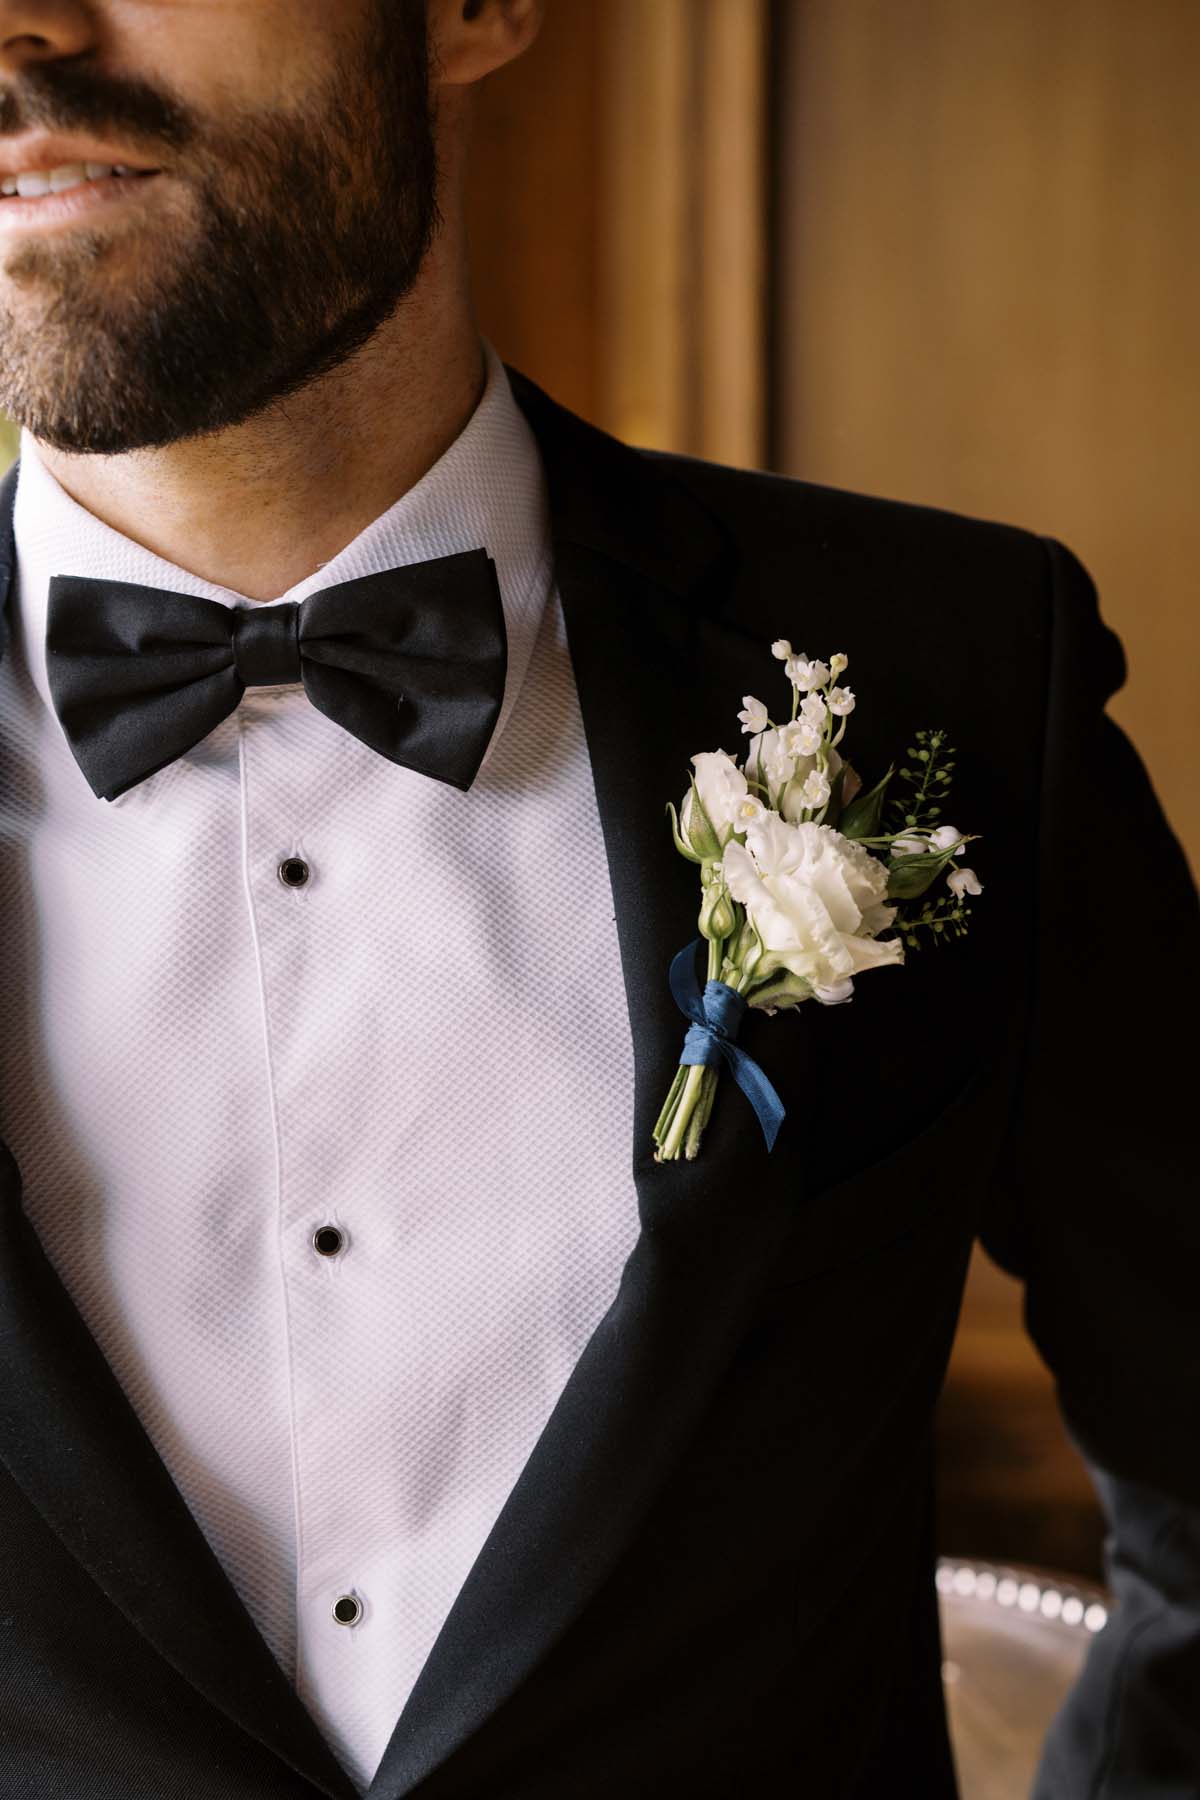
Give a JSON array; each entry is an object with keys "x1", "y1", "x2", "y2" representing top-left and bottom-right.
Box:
[
  {"x1": 230, "y1": 601, "x2": 303, "y2": 689},
  {"x1": 45, "y1": 550, "x2": 508, "y2": 801}
]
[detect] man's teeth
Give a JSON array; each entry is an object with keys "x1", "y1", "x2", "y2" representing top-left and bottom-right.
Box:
[{"x1": 0, "y1": 163, "x2": 141, "y2": 197}]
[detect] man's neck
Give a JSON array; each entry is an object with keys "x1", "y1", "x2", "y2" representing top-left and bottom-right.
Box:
[{"x1": 27, "y1": 274, "x2": 487, "y2": 604}]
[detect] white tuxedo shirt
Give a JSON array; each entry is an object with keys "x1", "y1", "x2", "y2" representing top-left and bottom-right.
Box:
[{"x1": 0, "y1": 346, "x2": 640, "y2": 1793}]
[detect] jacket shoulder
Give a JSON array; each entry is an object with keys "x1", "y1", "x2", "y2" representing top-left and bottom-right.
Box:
[
  {"x1": 637, "y1": 449, "x2": 1091, "y2": 728},
  {"x1": 506, "y1": 363, "x2": 1060, "y2": 631},
  {"x1": 641, "y1": 445, "x2": 1045, "y2": 570}
]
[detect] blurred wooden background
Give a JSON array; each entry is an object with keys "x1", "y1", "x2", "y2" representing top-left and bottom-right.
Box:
[{"x1": 466, "y1": 0, "x2": 1200, "y2": 1583}]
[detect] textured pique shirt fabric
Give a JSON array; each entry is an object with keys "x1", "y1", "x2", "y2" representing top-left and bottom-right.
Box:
[{"x1": 0, "y1": 347, "x2": 640, "y2": 1794}]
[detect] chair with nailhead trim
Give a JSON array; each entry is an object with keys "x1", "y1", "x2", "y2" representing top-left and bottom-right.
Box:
[{"x1": 935, "y1": 1559, "x2": 1112, "y2": 1799}]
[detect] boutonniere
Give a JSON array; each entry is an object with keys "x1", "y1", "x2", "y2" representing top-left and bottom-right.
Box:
[{"x1": 654, "y1": 645, "x2": 984, "y2": 1161}]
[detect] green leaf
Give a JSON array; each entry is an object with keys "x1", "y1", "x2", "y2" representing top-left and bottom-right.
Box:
[
  {"x1": 665, "y1": 801, "x2": 703, "y2": 864},
  {"x1": 840, "y1": 765, "x2": 894, "y2": 840},
  {"x1": 887, "y1": 855, "x2": 946, "y2": 899},
  {"x1": 684, "y1": 777, "x2": 723, "y2": 859},
  {"x1": 746, "y1": 970, "x2": 814, "y2": 1011}
]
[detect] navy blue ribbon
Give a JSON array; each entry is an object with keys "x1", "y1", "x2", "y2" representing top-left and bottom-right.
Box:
[{"x1": 668, "y1": 938, "x2": 786, "y2": 1151}]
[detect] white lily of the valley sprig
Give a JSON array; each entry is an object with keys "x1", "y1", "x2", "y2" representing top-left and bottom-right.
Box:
[
  {"x1": 737, "y1": 695, "x2": 770, "y2": 734},
  {"x1": 948, "y1": 866, "x2": 983, "y2": 898},
  {"x1": 655, "y1": 652, "x2": 983, "y2": 1161},
  {"x1": 890, "y1": 821, "x2": 984, "y2": 901}
]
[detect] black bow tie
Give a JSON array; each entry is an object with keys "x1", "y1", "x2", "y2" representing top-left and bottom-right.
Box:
[{"x1": 44, "y1": 551, "x2": 508, "y2": 801}]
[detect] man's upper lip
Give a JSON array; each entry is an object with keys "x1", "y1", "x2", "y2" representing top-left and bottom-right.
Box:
[{"x1": 0, "y1": 134, "x2": 161, "y2": 178}]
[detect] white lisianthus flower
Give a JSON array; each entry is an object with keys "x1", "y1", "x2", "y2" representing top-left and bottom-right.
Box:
[
  {"x1": 827, "y1": 686, "x2": 856, "y2": 717},
  {"x1": 891, "y1": 833, "x2": 928, "y2": 857},
  {"x1": 723, "y1": 815, "x2": 904, "y2": 1001},
  {"x1": 785, "y1": 656, "x2": 830, "y2": 692},
  {"x1": 813, "y1": 979, "x2": 855, "y2": 1005},
  {"x1": 771, "y1": 638, "x2": 793, "y2": 661},
  {"x1": 737, "y1": 695, "x2": 770, "y2": 735},
  {"x1": 799, "y1": 767, "x2": 831, "y2": 810},
  {"x1": 829, "y1": 652, "x2": 849, "y2": 676},
  {"x1": 947, "y1": 866, "x2": 983, "y2": 898},
  {"x1": 679, "y1": 750, "x2": 748, "y2": 853},
  {"x1": 928, "y1": 823, "x2": 966, "y2": 854},
  {"x1": 799, "y1": 692, "x2": 828, "y2": 728}
]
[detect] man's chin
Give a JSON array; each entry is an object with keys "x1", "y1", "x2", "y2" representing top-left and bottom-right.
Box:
[
  {"x1": 0, "y1": 307, "x2": 189, "y2": 453},
  {"x1": 0, "y1": 269, "x2": 237, "y2": 455}
]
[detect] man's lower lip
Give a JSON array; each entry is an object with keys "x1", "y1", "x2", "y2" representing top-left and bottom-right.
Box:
[{"x1": 0, "y1": 170, "x2": 162, "y2": 233}]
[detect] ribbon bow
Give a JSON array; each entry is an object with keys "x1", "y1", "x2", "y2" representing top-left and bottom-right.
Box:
[{"x1": 668, "y1": 938, "x2": 786, "y2": 1151}]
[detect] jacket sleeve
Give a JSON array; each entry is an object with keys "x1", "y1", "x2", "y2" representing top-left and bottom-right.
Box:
[{"x1": 977, "y1": 534, "x2": 1200, "y2": 1797}]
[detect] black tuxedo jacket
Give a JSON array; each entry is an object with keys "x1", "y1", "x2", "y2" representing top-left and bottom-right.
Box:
[{"x1": 0, "y1": 369, "x2": 1196, "y2": 1799}]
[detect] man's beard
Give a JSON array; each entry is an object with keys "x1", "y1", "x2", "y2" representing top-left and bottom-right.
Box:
[{"x1": 0, "y1": 0, "x2": 438, "y2": 454}]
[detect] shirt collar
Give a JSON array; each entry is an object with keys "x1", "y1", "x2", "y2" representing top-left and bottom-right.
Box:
[{"x1": 12, "y1": 340, "x2": 552, "y2": 786}]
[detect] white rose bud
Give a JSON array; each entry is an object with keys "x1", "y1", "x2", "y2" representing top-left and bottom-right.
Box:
[
  {"x1": 680, "y1": 750, "x2": 750, "y2": 855},
  {"x1": 829, "y1": 653, "x2": 849, "y2": 676},
  {"x1": 699, "y1": 877, "x2": 737, "y2": 941},
  {"x1": 771, "y1": 639, "x2": 793, "y2": 661}
]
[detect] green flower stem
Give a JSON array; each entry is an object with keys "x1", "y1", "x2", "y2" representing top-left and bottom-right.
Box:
[
  {"x1": 682, "y1": 1065, "x2": 720, "y2": 1158},
  {"x1": 651, "y1": 1063, "x2": 688, "y2": 1144},
  {"x1": 674, "y1": 953, "x2": 761, "y2": 1157},
  {"x1": 654, "y1": 936, "x2": 726, "y2": 1161},
  {"x1": 658, "y1": 1063, "x2": 707, "y2": 1160},
  {"x1": 845, "y1": 833, "x2": 977, "y2": 851}
]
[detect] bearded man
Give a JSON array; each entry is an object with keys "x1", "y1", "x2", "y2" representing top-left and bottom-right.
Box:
[{"x1": 0, "y1": 4, "x2": 1194, "y2": 1798}]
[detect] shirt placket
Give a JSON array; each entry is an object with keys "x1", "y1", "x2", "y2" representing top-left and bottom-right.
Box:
[{"x1": 237, "y1": 688, "x2": 375, "y2": 1768}]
